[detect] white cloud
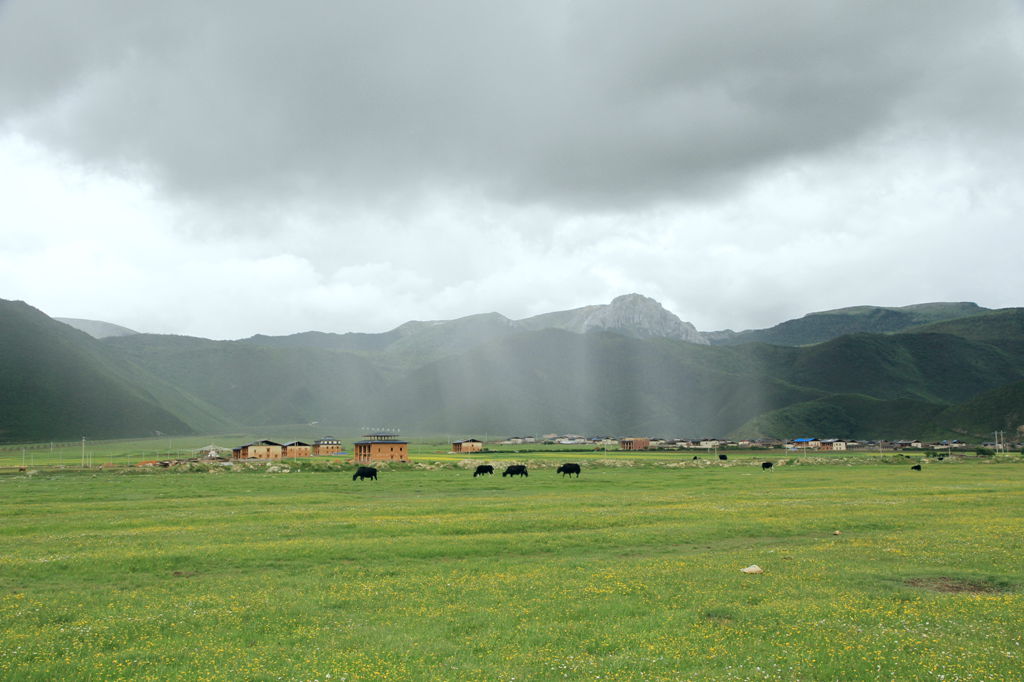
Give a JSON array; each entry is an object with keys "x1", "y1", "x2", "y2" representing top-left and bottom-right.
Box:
[{"x1": 1, "y1": 3, "x2": 1023, "y2": 338}]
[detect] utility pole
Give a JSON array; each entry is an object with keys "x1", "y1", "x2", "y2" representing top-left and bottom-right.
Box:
[{"x1": 81, "y1": 437, "x2": 85, "y2": 467}]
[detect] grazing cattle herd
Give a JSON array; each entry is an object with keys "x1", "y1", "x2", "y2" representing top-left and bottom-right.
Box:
[{"x1": 351, "y1": 458, "x2": 930, "y2": 481}]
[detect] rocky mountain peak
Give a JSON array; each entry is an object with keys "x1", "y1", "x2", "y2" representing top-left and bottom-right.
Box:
[{"x1": 580, "y1": 293, "x2": 707, "y2": 343}]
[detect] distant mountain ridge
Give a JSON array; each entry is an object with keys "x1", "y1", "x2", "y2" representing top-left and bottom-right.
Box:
[
  {"x1": 245, "y1": 293, "x2": 707, "y2": 371},
  {"x1": 706, "y1": 302, "x2": 988, "y2": 346},
  {"x1": 3, "y1": 296, "x2": 1022, "y2": 443},
  {"x1": 57, "y1": 297, "x2": 988, "y2": 350}
]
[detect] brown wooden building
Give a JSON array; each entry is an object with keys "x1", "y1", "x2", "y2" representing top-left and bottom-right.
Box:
[
  {"x1": 451, "y1": 438, "x2": 483, "y2": 453},
  {"x1": 232, "y1": 440, "x2": 284, "y2": 459},
  {"x1": 619, "y1": 437, "x2": 651, "y2": 451},
  {"x1": 353, "y1": 433, "x2": 409, "y2": 464}
]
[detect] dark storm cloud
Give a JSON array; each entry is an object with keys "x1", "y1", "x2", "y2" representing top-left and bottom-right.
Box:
[{"x1": 1, "y1": 1, "x2": 1022, "y2": 210}]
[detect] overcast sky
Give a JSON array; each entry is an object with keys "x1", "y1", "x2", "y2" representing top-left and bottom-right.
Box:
[{"x1": 2, "y1": 1, "x2": 1023, "y2": 338}]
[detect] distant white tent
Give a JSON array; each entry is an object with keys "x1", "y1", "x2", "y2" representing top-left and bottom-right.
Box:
[{"x1": 192, "y1": 444, "x2": 231, "y2": 457}]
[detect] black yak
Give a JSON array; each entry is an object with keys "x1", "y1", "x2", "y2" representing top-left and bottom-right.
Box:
[
  {"x1": 718, "y1": 454, "x2": 728, "y2": 461},
  {"x1": 473, "y1": 464, "x2": 494, "y2": 477},
  {"x1": 910, "y1": 464, "x2": 922, "y2": 471},
  {"x1": 761, "y1": 461, "x2": 774, "y2": 471},
  {"x1": 557, "y1": 463, "x2": 581, "y2": 477},
  {"x1": 352, "y1": 466, "x2": 378, "y2": 481},
  {"x1": 503, "y1": 464, "x2": 528, "y2": 477}
]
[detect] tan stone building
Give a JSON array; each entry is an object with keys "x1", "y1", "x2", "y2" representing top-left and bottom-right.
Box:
[
  {"x1": 620, "y1": 437, "x2": 651, "y2": 451},
  {"x1": 232, "y1": 440, "x2": 284, "y2": 459},
  {"x1": 282, "y1": 441, "x2": 312, "y2": 457},
  {"x1": 313, "y1": 437, "x2": 344, "y2": 456},
  {"x1": 451, "y1": 438, "x2": 483, "y2": 453},
  {"x1": 353, "y1": 434, "x2": 409, "y2": 464}
]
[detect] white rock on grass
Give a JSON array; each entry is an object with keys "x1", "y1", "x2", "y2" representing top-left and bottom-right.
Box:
[{"x1": 740, "y1": 565, "x2": 764, "y2": 574}]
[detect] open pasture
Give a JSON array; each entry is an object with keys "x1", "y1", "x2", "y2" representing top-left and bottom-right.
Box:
[{"x1": 0, "y1": 461, "x2": 1021, "y2": 680}]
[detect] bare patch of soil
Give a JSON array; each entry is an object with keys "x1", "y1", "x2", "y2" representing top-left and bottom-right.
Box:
[{"x1": 905, "y1": 577, "x2": 1008, "y2": 594}]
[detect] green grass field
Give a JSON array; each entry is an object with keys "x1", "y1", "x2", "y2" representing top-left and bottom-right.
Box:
[{"x1": 1, "y1": 460, "x2": 1022, "y2": 680}]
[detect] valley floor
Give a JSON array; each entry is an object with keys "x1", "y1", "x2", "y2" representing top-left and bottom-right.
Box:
[{"x1": 0, "y1": 462, "x2": 1021, "y2": 680}]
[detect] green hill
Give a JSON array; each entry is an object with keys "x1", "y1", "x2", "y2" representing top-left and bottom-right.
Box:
[
  {"x1": 0, "y1": 300, "x2": 199, "y2": 443},
  {"x1": 935, "y1": 380, "x2": 1024, "y2": 441},
  {"x1": 4, "y1": 297, "x2": 1023, "y2": 442},
  {"x1": 711, "y1": 302, "x2": 987, "y2": 347},
  {"x1": 776, "y1": 332, "x2": 1022, "y2": 402},
  {"x1": 736, "y1": 394, "x2": 947, "y2": 440},
  {"x1": 735, "y1": 379, "x2": 1024, "y2": 443}
]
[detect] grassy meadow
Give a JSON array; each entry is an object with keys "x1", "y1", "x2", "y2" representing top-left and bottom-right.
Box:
[{"x1": 0, "y1": 458, "x2": 1022, "y2": 680}]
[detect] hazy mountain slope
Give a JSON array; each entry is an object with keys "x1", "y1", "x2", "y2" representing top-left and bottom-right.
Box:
[
  {"x1": 8, "y1": 296, "x2": 1023, "y2": 441},
  {"x1": 0, "y1": 300, "x2": 195, "y2": 442},
  {"x1": 243, "y1": 313, "x2": 516, "y2": 377},
  {"x1": 106, "y1": 334, "x2": 387, "y2": 427},
  {"x1": 709, "y1": 302, "x2": 988, "y2": 347},
  {"x1": 374, "y1": 331, "x2": 822, "y2": 436},
  {"x1": 101, "y1": 320, "x2": 1024, "y2": 438},
  {"x1": 56, "y1": 317, "x2": 139, "y2": 339},
  {"x1": 244, "y1": 295, "x2": 709, "y2": 374},
  {"x1": 245, "y1": 329, "x2": 402, "y2": 353}
]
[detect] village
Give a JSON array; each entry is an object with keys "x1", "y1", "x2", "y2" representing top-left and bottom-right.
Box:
[{"x1": 187, "y1": 432, "x2": 1016, "y2": 467}]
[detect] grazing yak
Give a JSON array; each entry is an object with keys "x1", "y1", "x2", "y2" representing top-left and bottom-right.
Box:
[
  {"x1": 503, "y1": 464, "x2": 528, "y2": 478},
  {"x1": 761, "y1": 461, "x2": 774, "y2": 471},
  {"x1": 352, "y1": 466, "x2": 378, "y2": 481},
  {"x1": 557, "y1": 463, "x2": 581, "y2": 478},
  {"x1": 910, "y1": 464, "x2": 922, "y2": 471},
  {"x1": 473, "y1": 464, "x2": 494, "y2": 477},
  {"x1": 718, "y1": 454, "x2": 728, "y2": 461}
]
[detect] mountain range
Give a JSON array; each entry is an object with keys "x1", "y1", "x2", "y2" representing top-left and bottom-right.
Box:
[{"x1": 2, "y1": 294, "x2": 1022, "y2": 443}]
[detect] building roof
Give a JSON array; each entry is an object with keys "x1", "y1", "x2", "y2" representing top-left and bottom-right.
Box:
[
  {"x1": 453, "y1": 439, "x2": 481, "y2": 444},
  {"x1": 355, "y1": 440, "x2": 408, "y2": 445},
  {"x1": 282, "y1": 441, "x2": 311, "y2": 447},
  {"x1": 242, "y1": 440, "x2": 282, "y2": 447}
]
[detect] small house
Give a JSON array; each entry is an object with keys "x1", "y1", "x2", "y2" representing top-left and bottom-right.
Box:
[
  {"x1": 282, "y1": 441, "x2": 312, "y2": 457},
  {"x1": 232, "y1": 440, "x2": 284, "y2": 460},
  {"x1": 451, "y1": 438, "x2": 483, "y2": 453}
]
